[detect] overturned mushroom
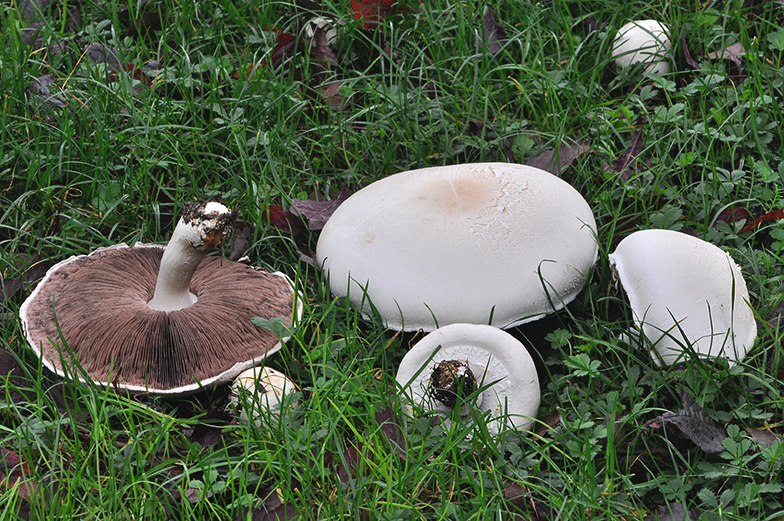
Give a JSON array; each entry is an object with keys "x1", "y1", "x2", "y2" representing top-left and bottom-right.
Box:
[
  {"x1": 609, "y1": 229, "x2": 757, "y2": 365},
  {"x1": 229, "y1": 366, "x2": 299, "y2": 426},
  {"x1": 396, "y1": 323, "x2": 540, "y2": 434},
  {"x1": 612, "y1": 20, "x2": 672, "y2": 76},
  {"x1": 316, "y1": 163, "x2": 598, "y2": 331},
  {"x1": 19, "y1": 201, "x2": 303, "y2": 395}
]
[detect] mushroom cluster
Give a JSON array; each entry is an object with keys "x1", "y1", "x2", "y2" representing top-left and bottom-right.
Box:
[
  {"x1": 316, "y1": 163, "x2": 598, "y2": 331},
  {"x1": 609, "y1": 229, "x2": 757, "y2": 365},
  {"x1": 19, "y1": 201, "x2": 303, "y2": 395}
]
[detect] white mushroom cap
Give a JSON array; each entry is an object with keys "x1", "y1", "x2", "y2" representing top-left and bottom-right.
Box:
[
  {"x1": 396, "y1": 323, "x2": 540, "y2": 434},
  {"x1": 608, "y1": 229, "x2": 757, "y2": 365},
  {"x1": 316, "y1": 163, "x2": 598, "y2": 331},
  {"x1": 612, "y1": 20, "x2": 672, "y2": 76},
  {"x1": 230, "y1": 366, "x2": 299, "y2": 426}
]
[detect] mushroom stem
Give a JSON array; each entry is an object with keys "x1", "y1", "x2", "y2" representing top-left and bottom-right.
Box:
[
  {"x1": 147, "y1": 202, "x2": 237, "y2": 312},
  {"x1": 429, "y1": 359, "x2": 483, "y2": 414}
]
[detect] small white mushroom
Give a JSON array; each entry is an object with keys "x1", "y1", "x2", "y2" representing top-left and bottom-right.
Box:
[
  {"x1": 396, "y1": 323, "x2": 540, "y2": 434},
  {"x1": 608, "y1": 229, "x2": 757, "y2": 365},
  {"x1": 230, "y1": 366, "x2": 298, "y2": 426},
  {"x1": 612, "y1": 20, "x2": 672, "y2": 76},
  {"x1": 316, "y1": 163, "x2": 598, "y2": 331}
]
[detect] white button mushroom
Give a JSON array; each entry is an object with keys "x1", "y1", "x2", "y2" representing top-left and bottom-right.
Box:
[
  {"x1": 316, "y1": 163, "x2": 598, "y2": 331},
  {"x1": 230, "y1": 366, "x2": 299, "y2": 427},
  {"x1": 608, "y1": 229, "x2": 757, "y2": 366},
  {"x1": 612, "y1": 20, "x2": 672, "y2": 76},
  {"x1": 396, "y1": 323, "x2": 540, "y2": 434}
]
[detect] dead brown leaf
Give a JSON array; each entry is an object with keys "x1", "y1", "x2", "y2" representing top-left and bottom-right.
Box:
[
  {"x1": 482, "y1": 7, "x2": 507, "y2": 54},
  {"x1": 525, "y1": 140, "x2": 591, "y2": 176},
  {"x1": 645, "y1": 390, "x2": 727, "y2": 454},
  {"x1": 289, "y1": 187, "x2": 352, "y2": 230}
]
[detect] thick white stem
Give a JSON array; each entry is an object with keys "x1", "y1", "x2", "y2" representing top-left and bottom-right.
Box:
[{"x1": 147, "y1": 202, "x2": 233, "y2": 312}]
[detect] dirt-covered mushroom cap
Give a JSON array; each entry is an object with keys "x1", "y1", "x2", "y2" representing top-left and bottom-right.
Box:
[
  {"x1": 316, "y1": 163, "x2": 597, "y2": 331},
  {"x1": 19, "y1": 201, "x2": 303, "y2": 395},
  {"x1": 396, "y1": 323, "x2": 540, "y2": 434},
  {"x1": 608, "y1": 229, "x2": 757, "y2": 365},
  {"x1": 612, "y1": 20, "x2": 672, "y2": 76},
  {"x1": 229, "y1": 366, "x2": 299, "y2": 426}
]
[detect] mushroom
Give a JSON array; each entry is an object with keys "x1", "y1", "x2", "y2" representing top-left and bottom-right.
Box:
[
  {"x1": 316, "y1": 162, "x2": 598, "y2": 331},
  {"x1": 608, "y1": 229, "x2": 757, "y2": 365},
  {"x1": 612, "y1": 20, "x2": 672, "y2": 76},
  {"x1": 396, "y1": 323, "x2": 540, "y2": 434},
  {"x1": 19, "y1": 201, "x2": 303, "y2": 395},
  {"x1": 229, "y1": 366, "x2": 299, "y2": 426}
]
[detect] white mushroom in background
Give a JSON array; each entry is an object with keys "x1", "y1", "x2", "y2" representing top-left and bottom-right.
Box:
[
  {"x1": 612, "y1": 20, "x2": 672, "y2": 76},
  {"x1": 608, "y1": 229, "x2": 757, "y2": 365},
  {"x1": 19, "y1": 201, "x2": 303, "y2": 395},
  {"x1": 396, "y1": 324, "x2": 540, "y2": 434},
  {"x1": 230, "y1": 366, "x2": 299, "y2": 426},
  {"x1": 316, "y1": 163, "x2": 598, "y2": 331}
]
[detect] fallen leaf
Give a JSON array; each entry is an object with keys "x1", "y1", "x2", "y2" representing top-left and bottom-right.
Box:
[
  {"x1": 738, "y1": 208, "x2": 783, "y2": 234},
  {"x1": 309, "y1": 27, "x2": 338, "y2": 66},
  {"x1": 645, "y1": 391, "x2": 727, "y2": 454},
  {"x1": 374, "y1": 407, "x2": 407, "y2": 460},
  {"x1": 228, "y1": 221, "x2": 255, "y2": 261},
  {"x1": 713, "y1": 207, "x2": 751, "y2": 230},
  {"x1": 0, "y1": 447, "x2": 37, "y2": 500},
  {"x1": 265, "y1": 33, "x2": 297, "y2": 70},
  {"x1": 337, "y1": 442, "x2": 365, "y2": 483},
  {"x1": 604, "y1": 119, "x2": 649, "y2": 182},
  {"x1": 244, "y1": 490, "x2": 300, "y2": 520},
  {"x1": 679, "y1": 31, "x2": 701, "y2": 70},
  {"x1": 261, "y1": 205, "x2": 306, "y2": 235},
  {"x1": 525, "y1": 140, "x2": 591, "y2": 176},
  {"x1": 351, "y1": 0, "x2": 394, "y2": 30},
  {"x1": 482, "y1": 7, "x2": 507, "y2": 54},
  {"x1": 643, "y1": 502, "x2": 698, "y2": 521},
  {"x1": 289, "y1": 187, "x2": 351, "y2": 230},
  {"x1": 744, "y1": 427, "x2": 782, "y2": 448},
  {"x1": 84, "y1": 42, "x2": 122, "y2": 70},
  {"x1": 707, "y1": 42, "x2": 746, "y2": 68},
  {"x1": 320, "y1": 81, "x2": 348, "y2": 111}
]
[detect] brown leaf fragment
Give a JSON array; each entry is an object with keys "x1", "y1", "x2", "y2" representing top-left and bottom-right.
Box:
[
  {"x1": 18, "y1": 0, "x2": 53, "y2": 22},
  {"x1": 605, "y1": 119, "x2": 649, "y2": 182},
  {"x1": 482, "y1": 7, "x2": 507, "y2": 54},
  {"x1": 337, "y1": 442, "x2": 365, "y2": 483},
  {"x1": 643, "y1": 502, "x2": 699, "y2": 521},
  {"x1": 228, "y1": 221, "x2": 255, "y2": 261},
  {"x1": 744, "y1": 427, "x2": 782, "y2": 447},
  {"x1": 534, "y1": 412, "x2": 561, "y2": 437},
  {"x1": 245, "y1": 490, "x2": 300, "y2": 521},
  {"x1": 309, "y1": 27, "x2": 338, "y2": 66},
  {"x1": 525, "y1": 140, "x2": 592, "y2": 176},
  {"x1": 320, "y1": 81, "x2": 348, "y2": 111},
  {"x1": 645, "y1": 391, "x2": 727, "y2": 453},
  {"x1": 503, "y1": 482, "x2": 527, "y2": 513},
  {"x1": 84, "y1": 42, "x2": 121, "y2": 71},
  {"x1": 680, "y1": 31, "x2": 701, "y2": 70},
  {"x1": 374, "y1": 406, "x2": 407, "y2": 460},
  {"x1": 290, "y1": 187, "x2": 352, "y2": 231},
  {"x1": 261, "y1": 206, "x2": 306, "y2": 235},
  {"x1": 707, "y1": 42, "x2": 746, "y2": 68}
]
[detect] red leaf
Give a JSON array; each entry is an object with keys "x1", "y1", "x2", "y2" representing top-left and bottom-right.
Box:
[
  {"x1": 351, "y1": 0, "x2": 394, "y2": 30},
  {"x1": 261, "y1": 205, "x2": 306, "y2": 235},
  {"x1": 264, "y1": 33, "x2": 297, "y2": 69},
  {"x1": 0, "y1": 447, "x2": 37, "y2": 500},
  {"x1": 374, "y1": 406, "x2": 407, "y2": 460},
  {"x1": 738, "y1": 208, "x2": 783, "y2": 234},
  {"x1": 713, "y1": 207, "x2": 751, "y2": 230}
]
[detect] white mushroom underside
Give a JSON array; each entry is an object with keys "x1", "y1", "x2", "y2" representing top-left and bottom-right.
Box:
[
  {"x1": 608, "y1": 229, "x2": 757, "y2": 365},
  {"x1": 317, "y1": 163, "x2": 598, "y2": 331},
  {"x1": 396, "y1": 323, "x2": 540, "y2": 434}
]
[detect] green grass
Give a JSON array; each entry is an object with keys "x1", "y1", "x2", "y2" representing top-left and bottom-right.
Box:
[{"x1": 2, "y1": 0, "x2": 784, "y2": 519}]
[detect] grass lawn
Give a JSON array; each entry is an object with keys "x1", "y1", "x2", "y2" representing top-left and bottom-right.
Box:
[{"x1": 1, "y1": 0, "x2": 784, "y2": 519}]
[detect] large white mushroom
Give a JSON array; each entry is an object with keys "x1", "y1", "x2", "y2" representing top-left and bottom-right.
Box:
[
  {"x1": 608, "y1": 229, "x2": 757, "y2": 365},
  {"x1": 19, "y1": 201, "x2": 303, "y2": 395},
  {"x1": 316, "y1": 163, "x2": 598, "y2": 331},
  {"x1": 396, "y1": 323, "x2": 540, "y2": 434},
  {"x1": 612, "y1": 20, "x2": 672, "y2": 76}
]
